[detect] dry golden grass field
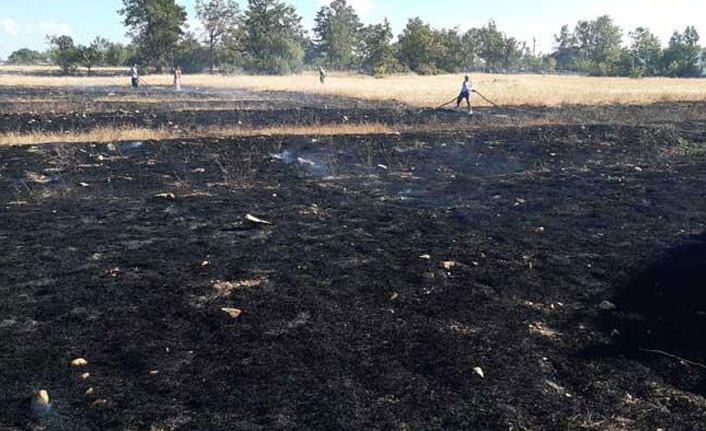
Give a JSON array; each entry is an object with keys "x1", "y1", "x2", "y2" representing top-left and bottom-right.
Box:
[{"x1": 2, "y1": 66, "x2": 706, "y2": 107}]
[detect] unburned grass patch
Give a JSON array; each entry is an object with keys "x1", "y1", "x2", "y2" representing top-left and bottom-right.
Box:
[{"x1": 0, "y1": 123, "x2": 399, "y2": 146}]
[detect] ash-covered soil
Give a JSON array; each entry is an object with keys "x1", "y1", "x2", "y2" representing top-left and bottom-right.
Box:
[{"x1": 2, "y1": 83, "x2": 706, "y2": 430}]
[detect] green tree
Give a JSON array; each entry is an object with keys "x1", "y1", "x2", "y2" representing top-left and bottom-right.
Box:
[
  {"x1": 590, "y1": 16, "x2": 623, "y2": 67},
  {"x1": 501, "y1": 37, "x2": 524, "y2": 70},
  {"x1": 105, "y1": 42, "x2": 138, "y2": 66},
  {"x1": 460, "y1": 28, "x2": 482, "y2": 70},
  {"x1": 174, "y1": 31, "x2": 210, "y2": 73},
  {"x1": 46, "y1": 35, "x2": 79, "y2": 74},
  {"x1": 396, "y1": 17, "x2": 439, "y2": 74},
  {"x1": 663, "y1": 27, "x2": 701, "y2": 77},
  {"x1": 7, "y1": 48, "x2": 47, "y2": 65},
  {"x1": 243, "y1": 0, "x2": 305, "y2": 74},
  {"x1": 119, "y1": 0, "x2": 187, "y2": 70},
  {"x1": 196, "y1": 0, "x2": 242, "y2": 74},
  {"x1": 435, "y1": 28, "x2": 465, "y2": 72},
  {"x1": 628, "y1": 27, "x2": 662, "y2": 76},
  {"x1": 78, "y1": 37, "x2": 109, "y2": 74},
  {"x1": 314, "y1": 0, "x2": 363, "y2": 69},
  {"x1": 477, "y1": 20, "x2": 505, "y2": 71},
  {"x1": 553, "y1": 24, "x2": 578, "y2": 71},
  {"x1": 573, "y1": 16, "x2": 622, "y2": 74},
  {"x1": 360, "y1": 19, "x2": 396, "y2": 75},
  {"x1": 77, "y1": 46, "x2": 102, "y2": 75}
]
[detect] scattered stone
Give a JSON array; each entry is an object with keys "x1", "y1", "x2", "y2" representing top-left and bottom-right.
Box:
[
  {"x1": 390, "y1": 292, "x2": 399, "y2": 301},
  {"x1": 245, "y1": 214, "x2": 273, "y2": 225},
  {"x1": 71, "y1": 358, "x2": 88, "y2": 367},
  {"x1": 221, "y1": 308, "x2": 242, "y2": 319},
  {"x1": 297, "y1": 157, "x2": 316, "y2": 167},
  {"x1": 287, "y1": 312, "x2": 311, "y2": 329},
  {"x1": 80, "y1": 373, "x2": 91, "y2": 380},
  {"x1": 153, "y1": 192, "x2": 176, "y2": 200},
  {"x1": 598, "y1": 300, "x2": 617, "y2": 311},
  {"x1": 545, "y1": 380, "x2": 572, "y2": 397},
  {"x1": 0, "y1": 319, "x2": 16, "y2": 328},
  {"x1": 30, "y1": 390, "x2": 52, "y2": 418},
  {"x1": 214, "y1": 279, "x2": 263, "y2": 297},
  {"x1": 85, "y1": 387, "x2": 95, "y2": 396},
  {"x1": 529, "y1": 322, "x2": 558, "y2": 338},
  {"x1": 442, "y1": 261, "x2": 456, "y2": 270}
]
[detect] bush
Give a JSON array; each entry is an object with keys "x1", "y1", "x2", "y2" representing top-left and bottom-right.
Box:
[
  {"x1": 7, "y1": 48, "x2": 47, "y2": 65},
  {"x1": 629, "y1": 67, "x2": 644, "y2": 79},
  {"x1": 416, "y1": 63, "x2": 441, "y2": 75},
  {"x1": 245, "y1": 37, "x2": 304, "y2": 75}
]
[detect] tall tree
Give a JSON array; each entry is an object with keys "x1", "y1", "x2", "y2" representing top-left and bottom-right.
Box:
[
  {"x1": 589, "y1": 15, "x2": 623, "y2": 66},
  {"x1": 435, "y1": 28, "x2": 465, "y2": 72},
  {"x1": 572, "y1": 16, "x2": 622, "y2": 74},
  {"x1": 119, "y1": 0, "x2": 187, "y2": 71},
  {"x1": 553, "y1": 24, "x2": 578, "y2": 70},
  {"x1": 663, "y1": 27, "x2": 702, "y2": 77},
  {"x1": 628, "y1": 27, "x2": 662, "y2": 76},
  {"x1": 552, "y1": 16, "x2": 624, "y2": 75},
  {"x1": 196, "y1": 0, "x2": 242, "y2": 74},
  {"x1": 314, "y1": 0, "x2": 363, "y2": 69},
  {"x1": 77, "y1": 37, "x2": 109, "y2": 74},
  {"x1": 46, "y1": 35, "x2": 79, "y2": 74},
  {"x1": 360, "y1": 19, "x2": 395, "y2": 75},
  {"x1": 396, "y1": 17, "x2": 439, "y2": 73},
  {"x1": 105, "y1": 42, "x2": 138, "y2": 66},
  {"x1": 477, "y1": 20, "x2": 505, "y2": 71},
  {"x1": 501, "y1": 37, "x2": 523, "y2": 69},
  {"x1": 243, "y1": 0, "x2": 305, "y2": 74},
  {"x1": 460, "y1": 28, "x2": 482, "y2": 70}
]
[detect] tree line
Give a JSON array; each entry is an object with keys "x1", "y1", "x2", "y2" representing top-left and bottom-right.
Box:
[{"x1": 5, "y1": 0, "x2": 706, "y2": 78}]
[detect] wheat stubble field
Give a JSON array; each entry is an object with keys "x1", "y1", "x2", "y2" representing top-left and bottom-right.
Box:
[
  {"x1": 4, "y1": 66, "x2": 706, "y2": 107},
  {"x1": 2, "y1": 66, "x2": 706, "y2": 431}
]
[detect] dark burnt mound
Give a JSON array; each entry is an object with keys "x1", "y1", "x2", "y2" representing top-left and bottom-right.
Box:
[{"x1": 613, "y1": 234, "x2": 706, "y2": 358}]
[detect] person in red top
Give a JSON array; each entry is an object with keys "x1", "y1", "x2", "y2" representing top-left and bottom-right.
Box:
[{"x1": 173, "y1": 66, "x2": 182, "y2": 91}]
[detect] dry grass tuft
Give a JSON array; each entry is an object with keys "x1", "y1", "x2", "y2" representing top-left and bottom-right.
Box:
[{"x1": 0, "y1": 123, "x2": 398, "y2": 146}]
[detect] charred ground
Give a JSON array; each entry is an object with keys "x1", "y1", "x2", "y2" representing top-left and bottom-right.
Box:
[{"x1": 1, "y1": 84, "x2": 706, "y2": 431}]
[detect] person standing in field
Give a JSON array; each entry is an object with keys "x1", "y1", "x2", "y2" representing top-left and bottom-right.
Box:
[
  {"x1": 130, "y1": 63, "x2": 139, "y2": 89},
  {"x1": 174, "y1": 66, "x2": 182, "y2": 91},
  {"x1": 457, "y1": 75, "x2": 473, "y2": 115},
  {"x1": 319, "y1": 66, "x2": 327, "y2": 84}
]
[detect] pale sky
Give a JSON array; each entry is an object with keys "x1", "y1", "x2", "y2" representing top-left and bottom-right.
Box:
[{"x1": 1, "y1": 0, "x2": 705, "y2": 59}]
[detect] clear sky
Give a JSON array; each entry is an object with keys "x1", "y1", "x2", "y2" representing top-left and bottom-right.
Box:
[{"x1": 1, "y1": 0, "x2": 705, "y2": 59}]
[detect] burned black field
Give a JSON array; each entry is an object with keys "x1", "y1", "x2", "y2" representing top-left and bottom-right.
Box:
[{"x1": 2, "y1": 86, "x2": 706, "y2": 431}]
